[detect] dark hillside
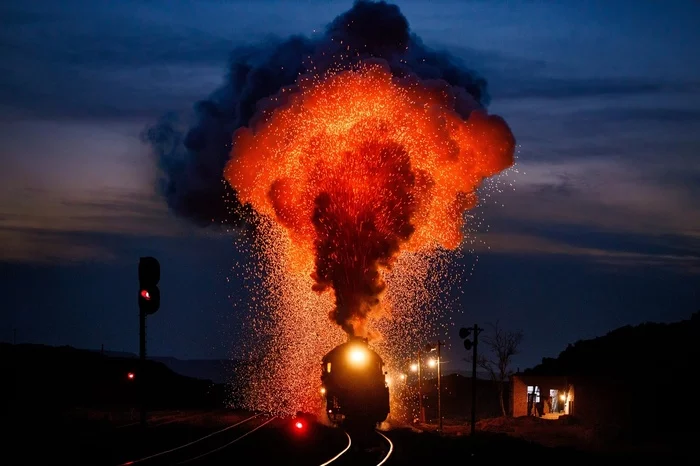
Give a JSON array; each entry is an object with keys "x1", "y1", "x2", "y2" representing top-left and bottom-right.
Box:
[
  {"x1": 3, "y1": 343, "x2": 226, "y2": 416},
  {"x1": 526, "y1": 311, "x2": 700, "y2": 378},
  {"x1": 523, "y1": 311, "x2": 700, "y2": 434}
]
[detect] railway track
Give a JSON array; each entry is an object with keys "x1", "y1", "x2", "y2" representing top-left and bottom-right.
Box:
[
  {"x1": 117, "y1": 411, "x2": 203, "y2": 429},
  {"x1": 116, "y1": 412, "x2": 275, "y2": 465},
  {"x1": 319, "y1": 429, "x2": 393, "y2": 466}
]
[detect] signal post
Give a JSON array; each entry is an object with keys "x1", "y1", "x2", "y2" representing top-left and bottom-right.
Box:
[
  {"x1": 137, "y1": 257, "x2": 161, "y2": 427},
  {"x1": 459, "y1": 324, "x2": 483, "y2": 436},
  {"x1": 424, "y1": 341, "x2": 443, "y2": 432},
  {"x1": 417, "y1": 350, "x2": 424, "y2": 423}
]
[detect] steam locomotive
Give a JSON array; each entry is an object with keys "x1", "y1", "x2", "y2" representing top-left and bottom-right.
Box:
[{"x1": 320, "y1": 337, "x2": 390, "y2": 428}]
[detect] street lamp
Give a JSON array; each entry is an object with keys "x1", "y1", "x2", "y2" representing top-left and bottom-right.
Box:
[
  {"x1": 414, "y1": 350, "x2": 424, "y2": 423},
  {"x1": 425, "y1": 341, "x2": 443, "y2": 433}
]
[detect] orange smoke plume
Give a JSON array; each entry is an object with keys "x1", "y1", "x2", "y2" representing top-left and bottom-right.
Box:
[{"x1": 225, "y1": 61, "x2": 515, "y2": 336}]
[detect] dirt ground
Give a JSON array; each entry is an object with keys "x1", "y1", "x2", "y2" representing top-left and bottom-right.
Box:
[{"x1": 415, "y1": 415, "x2": 690, "y2": 456}]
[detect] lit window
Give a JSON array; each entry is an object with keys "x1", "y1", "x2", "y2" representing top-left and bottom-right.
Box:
[
  {"x1": 327, "y1": 362, "x2": 331, "y2": 373},
  {"x1": 527, "y1": 385, "x2": 541, "y2": 402}
]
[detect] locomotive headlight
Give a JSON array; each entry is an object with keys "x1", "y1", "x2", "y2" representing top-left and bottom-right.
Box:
[{"x1": 348, "y1": 346, "x2": 368, "y2": 366}]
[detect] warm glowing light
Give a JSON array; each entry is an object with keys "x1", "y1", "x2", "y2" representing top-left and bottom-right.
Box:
[
  {"x1": 320, "y1": 387, "x2": 326, "y2": 395},
  {"x1": 399, "y1": 373, "x2": 406, "y2": 381},
  {"x1": 226, "y1": 62, "x2": 515, "y2": 337},
  {"x1": 410, "y1": 363, "x2": 418, "y2": 372},
  {"x1": 295, "y1": 421, "x2": 303, "y2": 429},
  {"x1": 385, "y1": 376, "x2": 392, "y2": 386},
  {"x1": 225, "y1": 60, "x2": 515, "y2": 416},
  {"x1": 348, "y1": 347, "x2": 368, "y2": 365},
  {"x1": 127, "y1": 372, "x2": 135, "y2": 380},
  {"x1": 560, "y1": 393, "x2": 566, "y2": 401},
  {"x1": 427, "y1": 358, "x2": 437, "y2": 368}
]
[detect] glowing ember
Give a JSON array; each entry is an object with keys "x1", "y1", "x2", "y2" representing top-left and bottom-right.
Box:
[
  {"x1": 224, "y1": 61, "x2": 514, "y2": 417},
  {"x1": 225, "y1": 62, "x2": 514, "y2": 338},
  {"x1": 225, "y1": 64, "x2": 514, "y2": 335}
]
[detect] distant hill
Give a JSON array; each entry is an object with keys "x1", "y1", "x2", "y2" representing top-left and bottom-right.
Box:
[
  {"x1": 4, "y1": 343, "x2": 227, "y2": 414},
  {"x1": 521, "y1": 311, "x2": 700, "y2": 433},
  {"x1": 149, "y1": 356, "x2": 239, "y2": 384},
  {"x1": 87, "y1": 349, "x2": 237, "y2": 384},
  {"x1": 525, "y1": 311, "x2": 700, "y2": 377}
]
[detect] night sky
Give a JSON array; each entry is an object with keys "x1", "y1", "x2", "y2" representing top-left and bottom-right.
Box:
[{"x1": 2, "y1": 0, "x2": 699, "y2": 373}]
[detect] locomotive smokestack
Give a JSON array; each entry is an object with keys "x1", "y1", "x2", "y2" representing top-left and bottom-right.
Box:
[{"x1": 347, "y1": 335, "x2": 369, "y2": 345}]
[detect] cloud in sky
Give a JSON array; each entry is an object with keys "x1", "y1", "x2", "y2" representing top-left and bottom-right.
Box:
[
  {"x1": 0, "y1": 0, "x2": 698, "y2": 270},
  {"x1": 1, "y1": 0, "x2": 699, "y2": 366},
  {"x1": 0, "y1": 117, "x2": 210, "y2": 263}
]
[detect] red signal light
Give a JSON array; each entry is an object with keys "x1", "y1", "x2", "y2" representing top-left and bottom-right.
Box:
[
  {"x1": 140, "y1": 289, "x2": 151, "y2": 300},
  {"x1": 127, "y1": 372, "x2": 135, "y2": 380},
  {"x1": 295, "y1": 421, "x2": 303, "y2": 430}
]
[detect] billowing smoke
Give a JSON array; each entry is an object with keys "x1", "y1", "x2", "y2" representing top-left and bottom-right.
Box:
[
  {"x1": 226, "y1": 61, "x2": 514, "y2": 338},
  {"x1": 143, "y1": 0, "x2": 491, "y2": 227}
]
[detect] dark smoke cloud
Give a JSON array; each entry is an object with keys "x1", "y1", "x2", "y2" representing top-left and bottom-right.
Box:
[
  {"x1": 143, "y1": 0, "x2": 490, "y2": 226},
  {"x1": 309, "y1": 141, "x2": 419, "y2": 336}
]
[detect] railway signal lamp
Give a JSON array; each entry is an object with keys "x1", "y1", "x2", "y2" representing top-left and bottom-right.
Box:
[
  {"x1": 459, "y1": 327, "x2": 473, "y2": 350},
  {"x1": 292, "y1": 418, "x2": 308, "y2": 437},
  {"x1": 137, "y1": 256, "x2": 161, "y2": 428},
  {"x1": 138, "y1": 257, "x2": 160, "y2": 315},
  {"x1": 127, "y1": 372, "x2": 135, "y2": 380},
  {"x1": 459, "y1": 325, "x2": 483, "y2": 437}
]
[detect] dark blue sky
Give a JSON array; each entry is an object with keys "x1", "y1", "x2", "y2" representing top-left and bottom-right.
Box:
[{"x1": 1, "y1": 0, "x2": 699, "y2": 372}]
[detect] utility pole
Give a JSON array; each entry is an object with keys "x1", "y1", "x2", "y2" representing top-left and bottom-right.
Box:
[
  {"x1": 459, "y1": 324, "x2": 483, "y2": 437},
  {"x1": 417, "y1": 349, "x2": 424, "y2": 423},
  {"x1": 470, "y1": 324, "x2": 479, "y2": 437},
  {"x1": 437, "y1": 340, "x2": 443, "y2": 433},
  {"x1": 139, "y1": 307, "x2": 147, "y2": 427},
  {"x1": 424, "y1": 341, "x2": 443, "y2": 432}
]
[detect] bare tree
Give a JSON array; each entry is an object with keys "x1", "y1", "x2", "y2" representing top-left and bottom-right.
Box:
[{"x1": 472, "y1": 321, "x2": 523, "y2": 417}]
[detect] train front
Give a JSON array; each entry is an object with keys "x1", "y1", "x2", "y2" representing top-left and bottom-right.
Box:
[{"x1": 320, "y1": 337, "x2": 390, "y2": 428}]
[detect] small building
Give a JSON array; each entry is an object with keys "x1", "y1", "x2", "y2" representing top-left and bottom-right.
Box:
[
  {"x1": 511, "y1": 374, "x2": 574, "y2": 418},
  {"x1": 511, "y1": 374, "x2": 643, "y2": 426}
]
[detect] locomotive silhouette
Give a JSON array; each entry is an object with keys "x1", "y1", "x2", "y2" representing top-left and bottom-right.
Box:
[{"x1": 321, "y1": 337, "x2": 390, "y2": 428}]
